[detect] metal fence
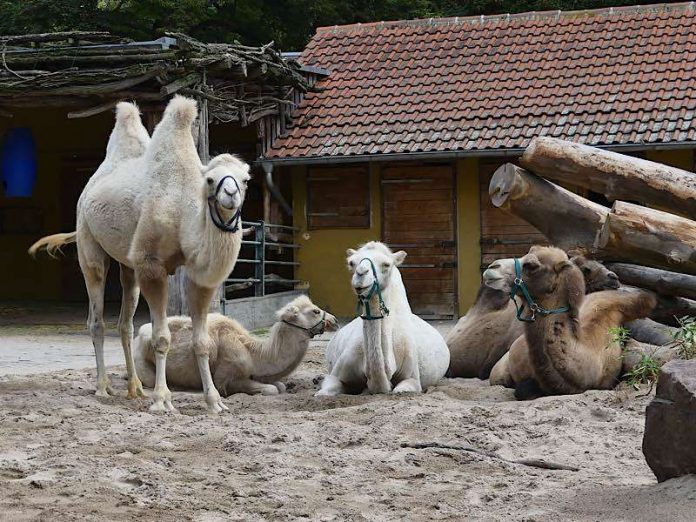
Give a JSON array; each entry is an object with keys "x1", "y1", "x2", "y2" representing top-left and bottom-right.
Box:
[{"x1": 225, "y1": 221, "x2": 301, "y2": 298}]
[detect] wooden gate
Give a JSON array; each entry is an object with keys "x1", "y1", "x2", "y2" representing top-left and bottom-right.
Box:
[{"x1": 381, "y1": 164, "x2": 457, "y2": 319}]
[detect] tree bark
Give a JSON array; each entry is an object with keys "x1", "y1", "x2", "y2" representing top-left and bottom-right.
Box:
[
  {"x1": 596, "y1": 201, "x2": 696, "y2": 274},
  {"x1": 606, "y1": 263, "x2": 696, "y2": 300},
  {"x1": 520, "y1": 137, "x2": 696, "y2": 217},
  {"x1": 489, "y1": 163, "x2": 608, "y2": 251},
  {"x1": 652, "y1": 295, "x2": 696, "y2": 326}
]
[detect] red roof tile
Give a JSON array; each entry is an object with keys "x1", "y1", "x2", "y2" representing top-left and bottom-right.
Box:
[{"x1": 265, "y1": 3, "x2": 696, "y2": 161}]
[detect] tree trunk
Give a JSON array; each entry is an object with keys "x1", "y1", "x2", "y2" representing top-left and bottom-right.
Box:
[
  {"x1": 606, "y1": 263, "x2": 696, "y2": 301},
  {"x1": 520, "y1": 137, "x2": 696, "y2": 217},
  {"x1": 489, "y1": 163, "x2": 608, "y2": 252},
  {"x1": 596, "y1": 201, "x2": 696, "y2": 274},
  {"x1": 652, "y1": 295, "x2": 696, "y2": 326}
]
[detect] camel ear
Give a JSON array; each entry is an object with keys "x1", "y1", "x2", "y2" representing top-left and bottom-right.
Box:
[
  {"x1": 346, "y1": 248, "x2": 357, "y2": 258},
  {"x1": 279, "y1": 305, "x2": 299, "y2": 321},
  {"x1": 554, "y1": 260, "x2": 572, "y2": 273},
  {"x1": 393, "y1": 250, "x2": 407, "y2": 266}
]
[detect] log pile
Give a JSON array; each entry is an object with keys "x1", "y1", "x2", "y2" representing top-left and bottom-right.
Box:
[
  {"x1": 0, "y1": 31, "x2": 309, "y2": 124},
  {"x1": 489, "y1": 137, "x2": 696, "y2": 325}
]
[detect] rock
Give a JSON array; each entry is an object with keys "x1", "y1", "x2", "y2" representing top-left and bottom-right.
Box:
[{"x1": 643, "y1": 359, "x2": 696, "y2": 482}]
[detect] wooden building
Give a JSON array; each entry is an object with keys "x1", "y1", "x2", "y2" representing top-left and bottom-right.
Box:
[
  {"x1": 0, "y1": 31, "x2": 309, "y2": 304},
  {"x1": 260, "y1": 3, "x2": 696, "y2": 318}
]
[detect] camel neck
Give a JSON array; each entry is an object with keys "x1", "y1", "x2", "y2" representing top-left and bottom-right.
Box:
[{"x1": 252, "y1": 322, "x2": 310, "y2": 380}]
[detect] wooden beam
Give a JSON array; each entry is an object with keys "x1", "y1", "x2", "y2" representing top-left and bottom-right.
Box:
[
  {"x1": 67, "y1": 101, "x2": 118, "y2": 119},
  {"x1": 520, "y1": 137, "x2": 696, "y2": 217}
]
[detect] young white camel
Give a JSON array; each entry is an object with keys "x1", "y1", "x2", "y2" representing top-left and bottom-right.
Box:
[
  {"x1": 134, "y1": 296, "x2": 338, "y2": 396},
  {"x1": 29, "y1": 96, "x2": 250, "y2": 413},
  {"x1": 316, "y1": 241, "x2": 449, "y2": 396}
]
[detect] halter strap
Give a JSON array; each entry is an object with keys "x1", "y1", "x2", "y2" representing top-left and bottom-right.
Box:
[
  {"x1": 207, "y1": 175, "x2": 242, "y2": 233},
  {"x1": 355, "y1": 258, "x2": 390, "y2": 320},
  {"x1": 281, "y1": 311, "x2": 327, "y2": 338},
  {"x1": 510, "y1": 258, "x2": 570, "y2": 323}
]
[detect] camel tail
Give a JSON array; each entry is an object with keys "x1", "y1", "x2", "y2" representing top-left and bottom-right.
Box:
[{"x1": 28, "y1": 232, "x2": 77, "y2": 259}]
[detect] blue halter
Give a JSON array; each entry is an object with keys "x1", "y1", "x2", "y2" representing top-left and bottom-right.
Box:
[
  {"x1": 510, "y1": 258, "x2": 570, "y2": 323},
  {"x1": 355, "y1": 258, "x2": 390, "y2": 321}
]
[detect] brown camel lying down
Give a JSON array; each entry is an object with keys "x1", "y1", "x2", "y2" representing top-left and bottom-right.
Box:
[
  {"x1": 446, "y1": 254, "x2": 620, "y2": 379},
  {"x1": 484, "y1": 246, "x2": 656, "y2": 399},
  {"x1": 134, "y1": 296, "x2": 338, "y2": 397}
]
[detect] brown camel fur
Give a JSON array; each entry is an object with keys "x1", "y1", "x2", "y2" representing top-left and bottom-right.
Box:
[
  {"x1": 447, "y1": 254, "x2": 620, "y2": 379},
  {"x1": 483, "y1": 246, "x2": 656, "y2": 399}
]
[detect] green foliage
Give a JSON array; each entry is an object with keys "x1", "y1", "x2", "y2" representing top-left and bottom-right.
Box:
[
  {"x1": 608, "y1": 325, "x2": 630, "y2": 348},
  {"x1": 672, "y1": 316, "x2": 696, "y2": 360},
  {"x1": 623, "y1": 353, "x2": 661, "y2": 391},
  {"x1": 0, "y1": 0, "x2": 667, "y2": 50}
]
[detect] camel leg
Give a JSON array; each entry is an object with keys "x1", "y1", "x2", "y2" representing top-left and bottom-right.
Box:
[
  {"x1": 78, "y1": 237, "x2": 112, "y2": 397},
  {"x1": 392, "y1": 350, "x2": 421, "y2": 393},
  {"x1": 225, "y1": 379, "x2": 280, "y2": 396},
  {"x1": 139, "y1": 275, "x2": 174, "y2": 412},
  {"x1": 118, "y1": 264, "x2": 145, "y2": 399},
  {"x1": 272, "y1": 382, "x2": 286, "y2": 393},
  {"x1": 393, "y1": 378, "x2": 422, "y2": 393},
  {"x1": 315, "y1": 374, "x2": 346, "y2": 396},
  {"x1": 186, "y1": 276, "x2": 228, "y2": 413}
]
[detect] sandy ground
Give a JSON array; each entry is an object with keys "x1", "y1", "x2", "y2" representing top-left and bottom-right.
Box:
[{"x1": 1, "y1": 323, "x2": 695, "y2": 521}]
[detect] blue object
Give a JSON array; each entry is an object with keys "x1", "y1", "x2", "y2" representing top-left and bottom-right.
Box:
[{"x1": 1, "y1": 128, "x2": 37, "y2": 197}]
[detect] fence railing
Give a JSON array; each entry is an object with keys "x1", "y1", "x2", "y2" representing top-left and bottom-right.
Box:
[{"x1": 225, "y1": 221, "x2": 302, "y2": 298}]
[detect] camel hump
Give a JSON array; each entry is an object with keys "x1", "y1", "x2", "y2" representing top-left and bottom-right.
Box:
[
  {"x1": 115, "y1": 101, "x2": 141, "y2": 124},
  {"x1": 162, "y1": 95, "x2": 198, "y2": 129}
]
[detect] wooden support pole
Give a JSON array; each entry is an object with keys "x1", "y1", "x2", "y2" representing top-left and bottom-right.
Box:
[{"x1": 520, "y1": 137, "x2": 696, "y2": 217}]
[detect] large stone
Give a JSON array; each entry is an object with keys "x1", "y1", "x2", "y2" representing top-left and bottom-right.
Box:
[{"x1": 643, "y1": 359, "x2": 696, "y2": 482}]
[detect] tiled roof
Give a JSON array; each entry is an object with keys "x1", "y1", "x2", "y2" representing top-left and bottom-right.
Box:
[{"x1": 265, "y1": 2, "x2": 696, "y2": 161}]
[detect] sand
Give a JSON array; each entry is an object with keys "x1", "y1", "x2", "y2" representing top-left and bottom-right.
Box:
[{"x1": 1, "y1": 333, "x2": 695, "y2": 521}]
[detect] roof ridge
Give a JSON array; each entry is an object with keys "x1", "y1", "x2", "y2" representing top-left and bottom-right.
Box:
[{"x1": 315, "y1": 1, "x2": 696, "y2": 34}]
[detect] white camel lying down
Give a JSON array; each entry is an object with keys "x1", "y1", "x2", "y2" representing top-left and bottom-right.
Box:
[{"x1": 134, "y1": 296, "x2": 337, "y2": 396}]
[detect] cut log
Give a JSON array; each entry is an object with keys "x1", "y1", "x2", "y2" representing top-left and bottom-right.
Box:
[
  {"x1": 489, "y1": 163, "x2": 608, "y2": 252},
  {"x1": 596, "y1": 201, "x2": 696, "y2": 274},
  {"x1": 606, "y1": 263, "x2": 696, "y2": 301},
  {"x1": 520, "y1": 137, "x2": 696, "y2": 217},
  {"x1": 652, "y1": 295, "x2": 696, "y2": 326}
]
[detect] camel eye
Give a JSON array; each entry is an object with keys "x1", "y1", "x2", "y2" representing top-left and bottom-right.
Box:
[
  {"x1": 523, "y1": 261, "x2": 540, "y2": 272},
  {"x1": 206, "y1": 177, "x2": 214, "y2": 185},
  {"x1": 313, "y1": 309, "x2": 320, "y2": 315},
  {"x1": 382, "y1": 263, "x2": 391, "y2": 270},
  {"x1": 582, "y1": 266, "x2": 591, "y2": 275},
  {"x1": 348, "y1": 261, "x2": 355, "y2": 269}
]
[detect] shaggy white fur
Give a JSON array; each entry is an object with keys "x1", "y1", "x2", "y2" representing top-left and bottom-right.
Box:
[{"x1": 316, "y1": 241, "x2": 450, "y2": 396}]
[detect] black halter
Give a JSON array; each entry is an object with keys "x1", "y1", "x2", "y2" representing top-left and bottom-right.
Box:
[
  {"x1": 207, "y1": 175, "x2": 242, "y2": 233},
  {"x1": 282, "y1": 311, "x2": 327, "y2": 338}
]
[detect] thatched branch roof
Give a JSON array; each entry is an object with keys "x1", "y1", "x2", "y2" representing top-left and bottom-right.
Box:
[{"x1": 0, "y1": 31, "x2": 310, "y2": 125}]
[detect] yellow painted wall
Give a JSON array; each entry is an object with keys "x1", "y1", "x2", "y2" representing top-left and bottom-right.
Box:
[
  {"x1": 291, "y1": 163, "x2": 381, "y2": 317},
  {"x1": 456, "y1": 158, "x2": 481, "y2": 316},
  {"x1": 0, "y1": 108, "x2": 113, "y2": 301},
  {"x1": 645, "y1": 148, "x2": 694, "y2": 171}
]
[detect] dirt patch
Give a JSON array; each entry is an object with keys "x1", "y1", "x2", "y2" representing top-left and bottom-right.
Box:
[{"x1": 0, "y1": 344, "x2": 694, "y2": 521}]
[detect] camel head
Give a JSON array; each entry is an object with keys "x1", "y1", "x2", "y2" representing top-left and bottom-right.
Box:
[
  {"x1": 346, "y1": 241, "x2": 407, "y2": 298},
  {"x1": 203, "y1": 154, "x2": 251, "y2": 212},
  {"x1": 277, "y1": 295, "x2": 338, "y2": 336},
  {"x1": 568, "y1": 253, "x2": 620, "y2": 292},
  {"x1": 483, "y1": 245, "x2": 585, "y2": 304}
]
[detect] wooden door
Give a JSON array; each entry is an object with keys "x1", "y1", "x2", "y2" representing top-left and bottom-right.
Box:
[{"x1": 381, "y1": 164, "x2": 457, "y2": 319}]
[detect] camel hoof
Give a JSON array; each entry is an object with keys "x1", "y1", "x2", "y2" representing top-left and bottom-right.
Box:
[
  {"x1": 261, "y1": 386, "x2": 280, "y2": 396},
  {"x1": 149, "y1": 400, "x2": 176, "y2": 413},
  {"x1": 95, "y1": 388, "x2": 111, "y2": 398},
  {"x1": 127, "y1": 379, "x2": 147, "y2": 399},
  {"x1": 204, "y1": 391, "x2": 228, "y2": 413}
]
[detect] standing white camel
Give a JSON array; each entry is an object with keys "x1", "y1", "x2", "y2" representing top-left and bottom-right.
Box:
[
  {"x1": 316, "y1": 241, "x2": 449, "y2": 396},
  {"x1": 29, "y1": 96, "x2": 250, "y2": 413}
]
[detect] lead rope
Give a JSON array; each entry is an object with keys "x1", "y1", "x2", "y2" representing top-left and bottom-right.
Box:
[
  {"x1": 510, "y1": 258, "x2": 570, "y2": 322},
  {"x1": 208, "y1": 175, "x2": 242, "y2": 232},
  {"x1": 356, "y1": 258, "x2": 390, "y2": 320}
]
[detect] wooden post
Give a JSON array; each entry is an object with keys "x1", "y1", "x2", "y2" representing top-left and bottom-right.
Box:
[{"x1": 520, "y1": 137, "x2": 696, "y2": 217}]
